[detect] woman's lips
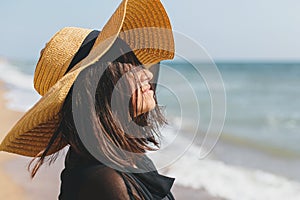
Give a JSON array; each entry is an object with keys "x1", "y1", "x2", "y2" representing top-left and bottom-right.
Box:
[{"x1": 142, "y1": 85, "x2": 152, "y2": 93}]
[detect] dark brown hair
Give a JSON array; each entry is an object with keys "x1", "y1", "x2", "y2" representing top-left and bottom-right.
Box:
[{"x1": 28, "y1": 38, "x2": 166, "y2": 198}]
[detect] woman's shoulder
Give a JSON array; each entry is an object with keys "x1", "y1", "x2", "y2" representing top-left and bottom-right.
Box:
[
  {"x1": 76, "y1": 165, "x2": 130, "y2": 200},
  {"x1": 80, "y1": 164, "x2": 123, "y2": 184}
]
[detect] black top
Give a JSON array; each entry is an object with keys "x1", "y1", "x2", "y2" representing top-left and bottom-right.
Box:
[{"x1": 58, "y1": 147, "x2": 175, "y2": 200}]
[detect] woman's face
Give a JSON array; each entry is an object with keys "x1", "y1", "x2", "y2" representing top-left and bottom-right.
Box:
[{"x1": 128, "y1": 66, "x2": 156, "y2": 117}]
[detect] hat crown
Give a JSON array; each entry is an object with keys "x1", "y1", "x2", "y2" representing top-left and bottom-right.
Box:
[{"x1": 34, "y1": 27, "x2": 92, "y2": 96}]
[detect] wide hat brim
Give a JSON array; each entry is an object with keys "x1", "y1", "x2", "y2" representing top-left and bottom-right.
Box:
[{"x1": 0, "y1": 0, "x2": 174, "y2": 157}]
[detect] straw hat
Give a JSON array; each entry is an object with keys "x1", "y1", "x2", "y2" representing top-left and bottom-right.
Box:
[{"x1": 0, "y1": 0, "x2": 174, "y2": 157}]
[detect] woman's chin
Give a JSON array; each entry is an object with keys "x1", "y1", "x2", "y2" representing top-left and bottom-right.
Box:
[{"x1": 136, "y1": 101, "x2": 156, "y2": 116}]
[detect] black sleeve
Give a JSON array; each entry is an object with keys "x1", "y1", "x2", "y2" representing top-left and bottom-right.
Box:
[{"x1": 76, "y1": 166, "x2": 130, "y2": 200}]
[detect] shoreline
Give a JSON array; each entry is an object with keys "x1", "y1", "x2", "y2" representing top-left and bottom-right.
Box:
[
  {"x1": 181, "y1": 126, "x2": 300, "y2": 183},
  {"x1": 3, "y1": 73, "x2": 300, "y2": 199},
  {"x1": 212, "y1": 133, "x2": 300, "y2": 182},
  {"x1": 0, "y1": 80, "x2": 221, "y2": 200}
]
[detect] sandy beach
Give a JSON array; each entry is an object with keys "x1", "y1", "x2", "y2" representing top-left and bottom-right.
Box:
[
  {"x1": 0, "y1": 80, "x2": 223, "y2": 200},
  {"x1": 0, "y1": 81, "x2": 29, "y2": 200},
  {"x1": 0, "y1": 80, "x2": 66, "y2": 200}
]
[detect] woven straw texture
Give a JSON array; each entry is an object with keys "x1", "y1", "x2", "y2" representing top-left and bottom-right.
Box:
[
  {"x1": 0, "y1": 0, "x2": 174, "y2": 157},
  {"x1": 34, "y1": 27, "x2": 92, "y2": 96}
]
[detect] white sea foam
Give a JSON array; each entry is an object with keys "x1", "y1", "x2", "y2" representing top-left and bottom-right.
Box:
[
  {"x1": 0, "y1": 58, "x2": 40, "y2": 111},
  {"x1": 155, "y1": 126, "x2": 300, "y2": 200}
]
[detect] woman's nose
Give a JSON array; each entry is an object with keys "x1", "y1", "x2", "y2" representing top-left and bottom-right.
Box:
[{"x1": 140, "y1": 69, "x2": 153, "y2": 83}]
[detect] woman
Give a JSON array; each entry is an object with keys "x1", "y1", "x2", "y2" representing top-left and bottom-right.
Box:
[{"x1": 0, "y1": 0, "x2": 175, "y2": 199}]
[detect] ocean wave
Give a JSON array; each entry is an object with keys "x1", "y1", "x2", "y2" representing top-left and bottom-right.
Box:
[
  {"x1": 168, "y1": 155, "x2": 300, "y2": 200},
  {"x1": 0, "y1": 58, "x2": 40, "y2": 111},
  {"x1": 154, "y1": 127, "x2": 300, "y2": 200}
]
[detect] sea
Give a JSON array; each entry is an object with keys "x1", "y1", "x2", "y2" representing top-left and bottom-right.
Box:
[{"x1": 0, "y1": 57, "x2": 300, "y2": 200}]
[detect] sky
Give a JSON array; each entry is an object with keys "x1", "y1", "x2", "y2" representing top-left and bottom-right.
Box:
[{"x1": 0, "y1": 0, "x2": 299, "y2": 61}]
